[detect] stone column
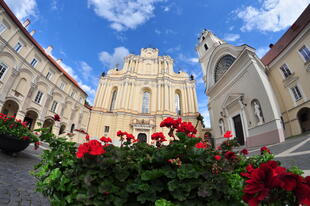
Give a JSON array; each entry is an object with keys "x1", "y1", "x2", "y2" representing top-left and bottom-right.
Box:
[
  {"x1": 0, "y1": 67, "x2": 20, "y2": 103},
  {"x1": 164, "y1": 81, "x2": 169, "y2": 112},
  {"x1": 40, "y1": 94, "x2": 53, "y2": 120}
]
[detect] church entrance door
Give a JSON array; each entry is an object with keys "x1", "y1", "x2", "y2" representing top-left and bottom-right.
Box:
[
  {"x1": 138, "y1": 133, "x2": 147, "y2": 143},
  {"x1": 232, "y1": 114, "x2": 245, "y2": 145},
  {"x1": 297, "y1": 107, "x2": 310, "y2": 133}
]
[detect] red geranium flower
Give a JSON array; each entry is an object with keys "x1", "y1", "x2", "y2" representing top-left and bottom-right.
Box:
[
  {"x1": 85, "y1": 134, "x2": 90, "y2": 141},
  {"x1": 260, "y1": 146, "x2": 271, "y2": 154},
  {"x1": 76, "y1": 140, "x2": 105, "y2": 158},
  {"x1": 195, "y1": 142, "x2": 207, "y2": 149},
  {"x1": 151, "y1": 132, "x2": 167, "y2": 143},
  {"x1": 223, "y1": 131, "x2": 233, "y2": 138},
  {"x1": 214, "y1": 155, "x2": 221, "y2": 161},
  {"x1": 53, "y1": 114, "x2": 61, "y2": 121},
  {"x1": 240, "y1": 148, "x2": 249, "y2": 155},
  {"x1": 117, "y1": 130, "x2": 124, "y2": 136},
  {"x1": 100, "y1": 136, "x2": 112, "y2": 143},
  {"x1": 224, "y1": 151, "x2": 236, "y2": 160},
  {"x1": 34, "y1": 141, "x2": 40, "y2": 150},
  {"x1": 176, "y1": 121, "x2": 197, "y2": 135}
]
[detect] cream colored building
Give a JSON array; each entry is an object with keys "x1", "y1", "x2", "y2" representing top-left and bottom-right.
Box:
[
  {"x1": 0, "y1": 1, "x2": 90, "y2": 142},
  {"x1": 88, "y1": 48, "x2": 202, "y2": 144},
  {"x1": 196, "y1": 30, "x2": 285, "y2": 147},
  {"x1": 262, "y1": 5, "x2": 310, "y2": 137}
]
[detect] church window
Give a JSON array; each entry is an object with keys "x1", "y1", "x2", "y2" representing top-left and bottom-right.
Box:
[
  {"x1": 110, "y1": 90, "x2": 117, "y2": 111},
  {"x1": 291, "y1": 86, "x2": 302, "y2": 101},
  {"x1": 204, "y1": 44, "x2": 208, "y2": 51},
  {"x1": 30, "y1": 58, "x2": 38, "y2": 67},
  {"x1": 280, "y1": 64, "x2": 292, "y2": 78},
  {"x1": 0, "y1": 62, "x2": 8, "y2": 80},
  {"x1": 214, "y1": 55, "x2": 235, "y2": 83},
  {"x1": 299, "y1": 45, "x2": 310, "y2": 62},
  {"x1": 175, "y1": 93, "x2": 181, "y2": 115},
  {"x1": 142, "y1": 92, "x2": 150, "y2": 113},
  {"x1": 104, "y1": 126, "x2": 110, "y2": 133}
]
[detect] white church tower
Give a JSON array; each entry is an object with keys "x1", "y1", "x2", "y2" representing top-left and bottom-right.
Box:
[{"x1": 196, "y1": 29, "x2": 285, "y2": 147}]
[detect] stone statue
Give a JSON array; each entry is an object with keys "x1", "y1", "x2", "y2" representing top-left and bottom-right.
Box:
[
  {"x1": 254, "y1": 101, "x2": 263, "y2": 125},
  {"x1": 219, "y1": 119, "x2": 224, "y2": 135}
]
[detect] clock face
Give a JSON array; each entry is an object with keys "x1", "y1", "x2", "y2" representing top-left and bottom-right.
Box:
[{"x1": 214, "y1": 55, "x2": 235, "y2": 82}]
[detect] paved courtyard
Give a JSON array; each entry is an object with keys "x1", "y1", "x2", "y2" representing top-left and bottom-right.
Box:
[{"x1": 0, "y1": 134, "x2": 309, "y2": 206}]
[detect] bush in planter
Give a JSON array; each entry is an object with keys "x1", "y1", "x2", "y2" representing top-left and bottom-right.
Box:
[
  {"x1": 33, "y1": 117, "x2": 310, "y2": 206},
  {"x1": 0, "y1": 113, "x2": 40, "y2": 151}
]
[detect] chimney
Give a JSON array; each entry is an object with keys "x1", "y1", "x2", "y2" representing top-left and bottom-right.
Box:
[
  {"x1": 56, "y1": 59, "x2": 62, "y2": 64},
  {"x1": 22, "y1": 19, "x2": 31, "y2": 28},
  {"x1": 30, "y1": 30, "x2": 36, "y2": 36},
  {"x1": 269, "y1": 43, "x2": 274, "y2": 48},
  {"x1": 45, "y1": 45, "x2": 53, "y2": 54}
]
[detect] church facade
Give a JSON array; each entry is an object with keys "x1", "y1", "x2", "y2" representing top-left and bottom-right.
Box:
[
  {"x1": 196, "y1": 5, "x2": 310, "y2": 147},
  {"x1": 88, "y1": 48, "x2": 201, "y2": 144},
  {"x1": 196, "y1": 31, "x2": 285, "y2": 147}
]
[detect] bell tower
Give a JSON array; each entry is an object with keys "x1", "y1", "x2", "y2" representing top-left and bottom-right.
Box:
[{"x1": 195, "y1": 29, "x2": 224, "y2": 78}]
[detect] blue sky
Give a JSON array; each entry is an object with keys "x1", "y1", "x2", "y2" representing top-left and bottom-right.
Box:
[{"x1": 5, "y1": 0, "x2": 310, "y2": 127}]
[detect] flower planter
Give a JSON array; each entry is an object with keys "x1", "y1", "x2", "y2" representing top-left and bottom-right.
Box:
[{"x1": 0, "y1": 134, "x2": 30, "y2": 153}]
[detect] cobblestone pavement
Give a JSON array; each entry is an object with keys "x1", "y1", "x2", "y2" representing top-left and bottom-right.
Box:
[
  {"x1": 0, "y1": 145, "x2": 50, "y2": 206},
  {"x1": 248, "y1": 133, "x2": 310, "y2": 176}
]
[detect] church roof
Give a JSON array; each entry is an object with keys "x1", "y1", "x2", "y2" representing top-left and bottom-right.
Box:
[
  {"x1": 0, "y1": 0, "x2": 87, "y2": 95},
  {"x1": 261, "y1": 4, "x2": 310, "y2": 66}
]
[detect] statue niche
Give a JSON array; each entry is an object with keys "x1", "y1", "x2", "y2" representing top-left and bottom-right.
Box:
[{"x1": 251, "y1": 100, "x2": 264, "y2": 126}]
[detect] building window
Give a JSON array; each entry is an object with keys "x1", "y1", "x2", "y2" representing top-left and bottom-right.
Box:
[
  {"x1": 46, "y1": 71, "x2": 53, "y2": 80},
  {"x1": 175, "y1": 93, "x2": 181, "y2": 115},
  {"x1": 142, "y1": 91, "x2": 150, "y2": 113},
  {"x1": 104, "y1": 126, "x2": 110, "y2": 133},
  {"x1": 51, "y1": 101, "x2": 58, "y2": 113},
  {"x1": 34, "y1": 90, "x2": 44, "y2": 104},
  {"x1": 30, "y1": 58, "x2": 38, "y2": 67},
  {"x1": 79, "y1": 97, "x2": 83, "y2": 104},
  {"x1": 204, "y1": 44, "x2": 208, "y2": 51},
  {"x1": 280, "y1": 64, "x2": 292, "y2": 78},
  {"x1": 291, "y1": 86, "x2": 302, "y2": 101},
  {"x1": 70, "y1": 90, "x2": 76, "y2": 98},
  {"x1": 299, "y1": 45, "x2": 310, "y2": 62},
  {"x1": 0, "y1": 62, "x2": 8, "y2": 80},
  {"x1": 70, "y1": 124, "x2": 75, "y2": 133},
  {"x1": 110, "y1": 90, "x2": 117, "y2": 111},
  {"x1": 14, "y1": 42, "x2": 23, "y2": 53},
  {"x1": 60, "y1": 82, "x2": 66, "y2": 90},
  {"x1": 0, "y1": 23, "x2": 7, "y2": 34}
]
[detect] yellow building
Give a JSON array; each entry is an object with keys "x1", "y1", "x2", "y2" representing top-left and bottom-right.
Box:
[
  {"x1": 88, "y1": 48, "x2": 202, "y2": 144},
  {"x1": 262, "y1": 5, "x2": 310, "y2": 137},
  {"x1": 0, "y1": 1, "x2": 90, "y2": 142}
]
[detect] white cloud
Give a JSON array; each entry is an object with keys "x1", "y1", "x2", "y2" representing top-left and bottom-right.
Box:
[
  {"x1": 5, "y1": 0, "x2": 37, "y2": 20},
  {"x1": 223, "y1": 33, "x2": 240, "y2": 42},
  {"x1": 236, "y1": 0, "x2": 309, "y2": 32},
  {"x1": 99, "y1": 46, "x2": 130, "y2": 68},
  {"x1": 80, "y1": 61, "x2": 93, "y2": 79},
  {"x1": 88, "y1": 0, "x2": 165, "y2": 31},
  {"x1": 177, "y1": 54, "x2": 200, "y2": 65},
  {"x1": 166, "y1": 45, "x2": 181, "y2": 53},
  {"x1": 256, "y1": 47, "x2": 269, "y2": 58},
  {"x1": 199, "y1": 106, "x2": 211, "y2": 128},
  {"x1": 155, "y1": 29, "x2": 161, "y2": 35}
]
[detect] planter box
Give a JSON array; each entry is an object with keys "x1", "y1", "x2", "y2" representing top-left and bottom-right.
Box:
[{"x1": 0, "y1": 134, "x2": 30, "y2": 153}]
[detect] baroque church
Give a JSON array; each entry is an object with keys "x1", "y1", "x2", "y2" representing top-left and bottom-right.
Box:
[
  {"x1": 196, "y1": 4, "x2": 310, "y2": 147},
  {"x1": 87, "y1": 48, "x2": 202, "y2": 145}
]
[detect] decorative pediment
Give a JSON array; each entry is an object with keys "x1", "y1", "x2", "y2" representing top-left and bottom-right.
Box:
[
  {"x1": 222, "y1": 93, "x2": 244, "y2": 108},
  {"x1": 131, "y1": 119, "x2": 155, "y2": 129}
]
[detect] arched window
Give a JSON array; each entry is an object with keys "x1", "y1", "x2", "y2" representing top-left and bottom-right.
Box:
[
  {"x1": 110, "y1": 90, "x2": 117, "y2": 111},
  {"x1": 142, "y1": 92, "x2": 150, "y2": 113},
  {"x1": 175, "y1": 93, "x2": 181, "y2": 115},
  {"x1": 214, "y1": 55, "x2": 235, "y2": 83}
]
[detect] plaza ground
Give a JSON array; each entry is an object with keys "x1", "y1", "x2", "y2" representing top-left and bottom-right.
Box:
[{"x1": 0, "y1": 134, "x2": 309, "y2": 206}]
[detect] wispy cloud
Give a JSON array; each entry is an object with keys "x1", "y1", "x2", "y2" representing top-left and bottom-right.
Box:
[
  {"x1": 236, "y1": 0, "x2": 309, "y2": 32},
  {"x1": 223, "y1": 33, "x2": 240, "y2": 42},
  {"x1": 88, "y1": 0, "x2": 166, "y2": 31},
  {"x1": 5, "y1": 0, "x2": 37, "y2": 20},
  {"x1": 256, "y1": 47, "x2": 269, "y2": 58},
  {"x1": 99, "y1": 46, "x2": 130, "y2": 68}
]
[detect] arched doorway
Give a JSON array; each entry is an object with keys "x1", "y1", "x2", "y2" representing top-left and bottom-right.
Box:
[
  {"x1": 137, "y1": 133, "x2": 147, "y2": 143},
  {"x1": 297, "y1": 107, "x2": 310, "y2": 133},
  {"x1": 59, "y1": 124, "x2": 66, "y2": 135},
  {"x1": 23, "y1": 110, "x2": 38, "y2": 131},
  {"x1": 43, "y1": 119, "x2": 54, "y2": 133},
  {"x1": 70, "y1": 124, "x2": 75, "y2": 133},
  {"x1": 1, "y1": 100, "x2": 19, "y2": 118}
]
